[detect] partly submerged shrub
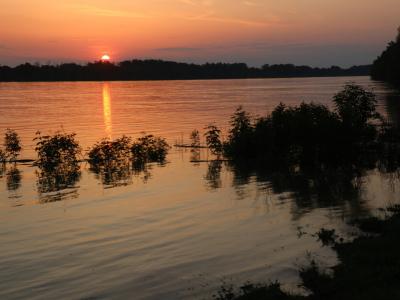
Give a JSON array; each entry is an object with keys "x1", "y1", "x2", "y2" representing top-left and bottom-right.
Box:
[
  {"x1": 88, "y1": 136, "x2": 132, "y2": 164},
  {"x1": 34, "y1": 131, "x2": 81, "y2": 170},
  {"x1": 333, "y1": 84, "x2": 381, "y2": 142},
  {"x1": 221, "y1": 84, "x2": 392, "y2": 165},
  {"x1": 204, "y1": 124, "x2": 223, "y2": 155},
  {"x1": 190, "y1": 129, "x2": 201, "y2": 148},
  {"x1": 4, "y1": 129, "x2": 22, "y2": 161},
  {"x1": 131, "y1": 134, "x2": 169, "y2": 162}
]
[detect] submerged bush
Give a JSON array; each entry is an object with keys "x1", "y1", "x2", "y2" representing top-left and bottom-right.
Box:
[
  {"x1": 131, "y1": 134, "x2": 169, "y2": 162},
  {"x1": 333, "y1": 84, "x2": 381, "y2": 142},
  {"x1": 88, "y1": 136, "x2": 132, "y2": 164},
  {"x1": 204, "y1": 124, "x2": 223, "y2": 155},
  {"x1": 219, "y1": 84, "x2": 393, "y2": 166},
  {"x1": 4, "y1": 129, "x2": 22, "y2": 161},
  {"x1": 34, "y1": 131, "x2": 81, "y2": 170},
  {"x1": 190, "y1": 129, "x2": 201, "y2": 148}
]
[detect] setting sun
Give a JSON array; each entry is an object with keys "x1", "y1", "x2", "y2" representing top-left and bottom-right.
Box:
[{"x1": 101, "y1": 54, "x2": 110, "y2": 62}]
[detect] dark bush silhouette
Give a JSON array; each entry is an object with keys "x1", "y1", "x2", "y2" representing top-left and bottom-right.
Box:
[
  {"x1": 33, "y1": 132, "x2": 82, "y2": 202},
  {"x1": 87, "y1": 136, "x2": 134, "y2": 188},
  {"x1": 217, "y1": 84, "x2": 390, "y2": 166},
  {"x1": 4, "y1": 129, "x2": 22, "y2": 161},
  {"x1": 190, "y1": 129, "x2": 201, "y2": 148},
  {"x1": 204, "y1": 124, "x2": 223, "y2": 156},
  {"x1": 34, "y1": 131, "x2": 81, "y2": 170},
  {"x1": 88, "y1": 136, "x2": 132, "y2": 165},
  {"x1": 131, "y1": 134, "x2": 169, "y2": 162}
]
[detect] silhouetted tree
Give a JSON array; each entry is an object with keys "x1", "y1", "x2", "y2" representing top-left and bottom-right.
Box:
[
  {"x1": 4, "y1": 129, "x2": 22, "y2": 161},
  {"x1": 371, "y1": 26, "x2": 400, "y2": 83},
  {"x1": 204, "y1": 124, "x2": 223, "y2": 155}
]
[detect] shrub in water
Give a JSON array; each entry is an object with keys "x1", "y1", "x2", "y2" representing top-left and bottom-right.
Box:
[
  {"x1": 4, "y1": 129, "x2": 21, "y2": 161},
  {"x1": 88, "y1": 136, "x2": 132, "y2": 164},
  {"x1": 333, "y1": 84, "x2": 381, "y2": 141},
  {"x1": 204, "y1": 124, "x2": 223, "y2": 155},
  {"x1": 190, "y1": 129, "x2": 201, "y2": 148},
  {"x1": 131, "y1": 134, "x2": 169, "y2": 162},
  {"x1": 222, "y1": 84, "x2": 387, "y2": 165},
  {"x1": 34, "y1": 131, "x2": 81, "y2": 170}
]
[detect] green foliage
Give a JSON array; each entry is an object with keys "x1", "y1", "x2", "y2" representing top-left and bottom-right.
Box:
[
  {"x1": 88, "y1": 136, "x2": 132, "y2": 164},
  {"x1": 34, "y1": 131, "x2": 81, "y2": 170},
  {"x1": 204, "y1": 124, "x2": 223, "y2": 155},
  {"x1": 131, "y1": 134, "x2": 170, "y2": 162},
  {"x1": 4, "y1": 129, "x2": 22, "y2": 161}
]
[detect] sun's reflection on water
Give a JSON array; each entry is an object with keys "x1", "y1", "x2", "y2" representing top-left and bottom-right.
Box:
[{"x1": 102, "y1": 83, "x2": 113, "y2": 139}]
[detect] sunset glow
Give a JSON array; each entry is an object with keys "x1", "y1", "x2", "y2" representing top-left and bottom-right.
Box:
[{"x1": 0, "y1": 0, "x2": 399, "y2": 66}]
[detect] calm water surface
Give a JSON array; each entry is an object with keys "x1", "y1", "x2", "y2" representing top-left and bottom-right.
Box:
[{"x1": 0, "y1": 77, "x2": 399, "y2": 299}]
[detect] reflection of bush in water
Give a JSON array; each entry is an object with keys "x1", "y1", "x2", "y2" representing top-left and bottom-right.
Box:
[
  {"x1": 90, "y1": 161, "x2": 132, "y2": 188},
  {"x1": 6, "y1": 165, "x2": 21, "y2": 191},
  {"x1": 226, "y1": 156, "x2": 400, "y2": 220},
  {"x1": 36, "y1": 164, "x2": 81, "y2": 203},
  {"x1": 204, "y1": 160, "x2": 223, "y2": 190}
]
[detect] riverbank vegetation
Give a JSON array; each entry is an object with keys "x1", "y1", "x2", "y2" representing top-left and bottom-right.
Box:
[
  {"x1": 214, "y1": 205, "x2": 400, "y2": 300},
  {"x1": 371, "y1": 27, "x2": 400, "y2": 84}
]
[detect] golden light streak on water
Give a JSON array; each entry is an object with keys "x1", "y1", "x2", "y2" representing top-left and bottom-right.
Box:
[{"x1": 102, "y1": 83, "x2": 113, "y2": 139}]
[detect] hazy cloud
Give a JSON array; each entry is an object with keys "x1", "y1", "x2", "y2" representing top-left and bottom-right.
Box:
[{"x1": 155, "y1": 47, "x2": 201, "y2": 52}]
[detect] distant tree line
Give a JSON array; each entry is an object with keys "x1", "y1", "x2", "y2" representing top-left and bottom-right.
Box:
[
  {"x1": 371, "y1": 27, "x2": 400, "y2": 84},
  {"x1": 0, "y1": 60, "x2": 371, "y2": 82}
]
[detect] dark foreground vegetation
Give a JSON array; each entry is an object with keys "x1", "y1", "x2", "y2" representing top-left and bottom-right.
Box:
[
  {"x1": 371, "y1": 27, "x2": 400, "y2": 84},
  {"x1": 0, "y1": 60, "x2": 370, "y2": 82},
  {"x1": 214, "y1": 205, "x2": 400, "y2": 300},
  {"x1": 0, "y1": 130, "x2": 170, "y2": 201},
  {"x1": 204, "y1": 84, "x2": 400, "y2": 170}
]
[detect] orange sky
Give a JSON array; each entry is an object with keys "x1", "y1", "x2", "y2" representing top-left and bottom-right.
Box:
[{"x1": 1, "y1": 0, "x2": 399, "y2": 66}]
